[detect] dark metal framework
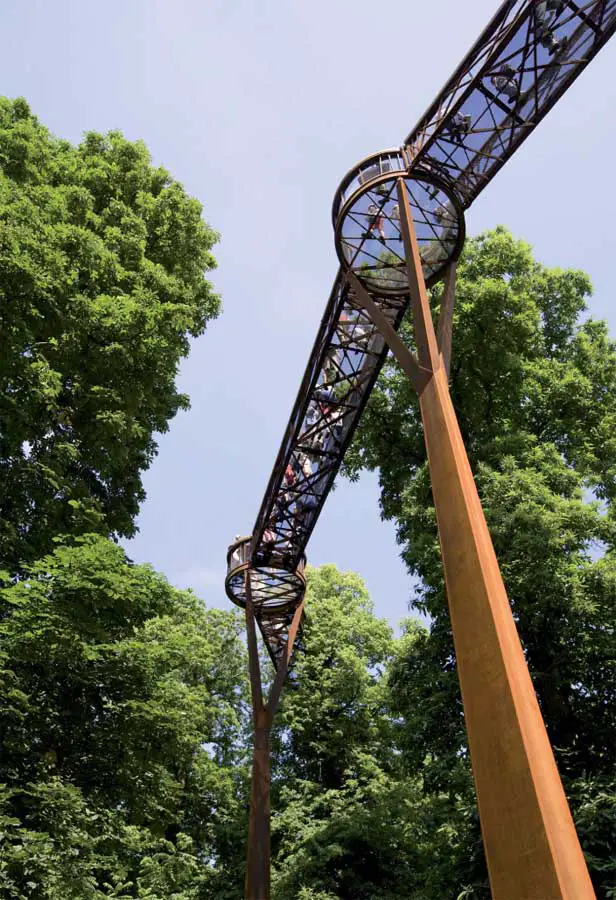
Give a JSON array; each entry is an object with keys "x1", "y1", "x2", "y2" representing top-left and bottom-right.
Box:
[
  {"x1": 229, "y1": 4, "x2": 616, "y2": 898},
  {"x1": 225, "y1": 536, "x2": 307, "y2": 667},
  {"x1": 226, "y1": 0, "x2": 616, "y2": 669},
  {"x1": 335, "y1": 163, "x2": 466, "y2": 294}
]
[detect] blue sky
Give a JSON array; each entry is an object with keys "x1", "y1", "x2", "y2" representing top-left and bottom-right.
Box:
[{"x1": 2, "y1": 0, "x2": 615, "y2": 628}]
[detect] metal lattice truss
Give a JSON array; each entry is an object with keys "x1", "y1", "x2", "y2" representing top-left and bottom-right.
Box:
[
  {"x1": 407, "y1": 0, "x2": 616, "y2": 205},
  {"x1": 251, "y1": 280, "x2": 407, "y2": 572},
  {"x1": 227, "y1": 0, "x2": 616, "y2": 667}
]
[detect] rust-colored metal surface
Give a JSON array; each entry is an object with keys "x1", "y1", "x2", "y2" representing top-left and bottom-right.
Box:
[
  {"x1": 347, "y1": 182, "x2": 595, "y2": 899},
  {"x1": 245, "y1": 716, "x2": 270, "y2": 900},
  {"x1": 422, "y1": 363, "x2": 595, "y2": 898},
  {"x1": 244, "y1": 570, "x2": 306, "y2": 900},
  {"x1": 436, "y1": 262, "x2": 456, "y2": 377},
  {"x1": 244, "y1": 577, "x2": 269, "y2": 900}
]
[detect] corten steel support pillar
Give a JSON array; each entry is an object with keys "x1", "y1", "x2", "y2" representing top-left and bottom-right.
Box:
[
  {"x1": 346, "y1": 177, "x2": 595, "y2": 900},
  {"x1": 244, "y1": 583, "x2": 270, "y2": 900},
  {"x1": 244, "y1": 572, "x2": 305, "y2": 900}
]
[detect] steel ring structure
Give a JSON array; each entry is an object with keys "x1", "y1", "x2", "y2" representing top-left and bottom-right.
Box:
[
  {"x1": 334, "y1": 160, "x2": 466, "y2": 295},
  {"x1": 226, "y1": 536, "x2": 306, "y2": 666}
]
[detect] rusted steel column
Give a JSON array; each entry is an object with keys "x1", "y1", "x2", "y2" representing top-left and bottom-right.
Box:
[
  {"x1": 436, "y1": 261, "x2": 456, "y2": 378},
  {"x1": 361, "y1": 178, "x2": 596, "y2": 899},
  {"x1": 243, "y1": 570, "x2": 304, "y2": 900},
  {"x1": 244, "y1": 574, "x2": 271, "y2": 900},
  {"x1": 245, "y1": 713, "x2": 271, "y2": 900},
  {"x1": 419, "y1": 362, "x2": 595, "y2": 899}
]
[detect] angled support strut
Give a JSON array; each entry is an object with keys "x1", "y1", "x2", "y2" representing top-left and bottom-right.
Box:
[{"x1": 344, "y1": 177, "x2": 595, "y2": 900}]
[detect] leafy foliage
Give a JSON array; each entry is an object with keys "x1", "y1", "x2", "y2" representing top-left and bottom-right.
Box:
[
  {"x1": 0, "y1": 97, "x2": 220, "y2": 571},
  {"x1": 274, "y1": 566, "x2": 394, "y2": 788},
  {"x1": 0, "y1": 536, "x2": 249, "y2": 899},
  {"x1": 271, "y1": 566, "x2": 413, "y2": 900}
]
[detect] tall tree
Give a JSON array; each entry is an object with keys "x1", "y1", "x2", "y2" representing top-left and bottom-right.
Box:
[
  {"x1": 346, "y1": 227, "x2": 616, "y2": 897},
  {"x1": 0, "y1": 535, "x2": 249, "y2": 899},
  {"x1": 270, "y1": 565, "x2": 426, "y2": 900},
  {"x1": 0, "y1": 97, "x2": 220, "y2": 571},
  {"x1": 273, "y1": 565, "x2": 394, "y2": 789}
]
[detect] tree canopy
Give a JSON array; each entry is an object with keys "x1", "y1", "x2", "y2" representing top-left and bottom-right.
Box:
[
  {"x1": 0, "y1": 97, "x2": 220, "y2": 572},
  {"x1": 0, "y1": 97, "x2": 241, "y2": 900},
  {"x1": 0, "y1": 535, "x2": 249, "y2": 900},
  {"x1": 270, "y1": 565, "x2": 408, "y2": 900}
]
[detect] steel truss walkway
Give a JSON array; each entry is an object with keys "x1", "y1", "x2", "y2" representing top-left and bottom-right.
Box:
[{"x1": 226, "y1": 0, "x2": 616, "y2": 669}]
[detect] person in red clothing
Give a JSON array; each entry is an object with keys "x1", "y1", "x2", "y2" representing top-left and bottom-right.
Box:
[{"x1": 262, "y1": 524, "x2": 276, "y2": 546}]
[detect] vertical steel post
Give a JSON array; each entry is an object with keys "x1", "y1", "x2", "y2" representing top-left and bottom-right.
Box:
[
  {"x1": 418, "y1": 362, "x2": 594, "y2": 899},
  {"x1": 245, "y1": 713, "x2": 271, "y2": 900},
  {"x1": 244, "y1": 579, "x2": 270, "y2": 900},
  {"x1": 345, "y1": 178, "x2": 596, "y2": 899},
  {"x1": 243, "y1": 570, "x2": 306, "y2": 900}
]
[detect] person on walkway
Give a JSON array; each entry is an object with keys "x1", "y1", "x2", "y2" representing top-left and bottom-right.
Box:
[
  {"x1": 446, "y1": 111, "x2": 472, "y2": 143},
  {"x1": 337, "y1": 309, "x2": 372, "y2": 347},
  {"x1": 315, "y1": 387, "x2": 336, "y2": 417},
  {"x1": 323, "y1": 346, "x2": 342, "y2": 383},
  {"x1": 231, "y1": 535, "x2": 243, "y2": 568},
  {"x1": 263, "y1": 524, "x2": 276, "y2": 546},
  {"x1": 321, "y1": 419, "x2": 344, "y2": 456},
  {"x1": 421, "y1": 199, "x2": 457, "y2": 266},
  {"x1": 390, "y1": 203, "x2": 402, "y2": 241},
  {"x1": 294, "y1": 492, "x2": 318, "y2": 525},
  {"x1": 534, "y1": 1, "x2": 565, "y2": 55},
  {"x1": 491, "y1": 64, "x2": 519, "y2": 102},
  {"x1": 260, "y1": 523, "x2": 278, "y2": 566},
  {"x1": 366, "y1": 203, "x2": 386, "y2": 242}
]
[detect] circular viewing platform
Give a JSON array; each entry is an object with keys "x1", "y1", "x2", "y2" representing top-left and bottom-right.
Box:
[
  {"x1": 332, "y1": 149, "x2": 465, "y2": 296},
  {"x1": 225, "y1": 536, "x2": 306, "y2": 613}
]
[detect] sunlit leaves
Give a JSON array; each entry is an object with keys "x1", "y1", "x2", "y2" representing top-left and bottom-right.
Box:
[{"x1": 0, "y1": 97, "x2": 220, "y2": 572}]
